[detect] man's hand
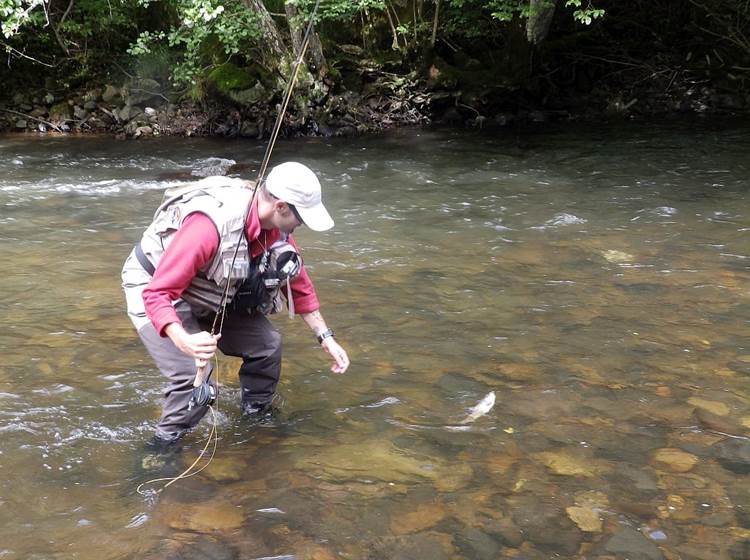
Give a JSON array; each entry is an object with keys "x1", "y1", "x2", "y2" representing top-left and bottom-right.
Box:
[
  {"x1": 321, "y1": 337, "x2": 350, "y2": 374},
  {"x1": 165, "y1": 323, "x2": 221, "y2": 360}
]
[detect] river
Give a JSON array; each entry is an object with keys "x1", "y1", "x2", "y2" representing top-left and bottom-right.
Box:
[{"x1": 0, "y1": 120, "x2": 748, "y2": 559}]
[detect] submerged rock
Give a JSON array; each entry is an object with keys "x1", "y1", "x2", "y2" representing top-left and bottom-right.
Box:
[
  {"x1": 650, "y1": 448, "x2": 699, "y2": 473},
  {"x1": 533, "y1": 450, "x2": 611, "y2": 477},
  {"x1": 688, "y1": 397, "x2": 730, "y2": 416},
  {"x1": 605, "y1": 527, "x2": 664, "y2": 560},
  {"x1": 390, "y1": 502, "x2": 448, "y2": 535},
  {"x1": 160, "y1": 502, "x2": 244, "y2": 533},
  {"x1": 714, "y1": 439, "x2": 750, "y2": 475},
  {"x1": 566, "y1": 506, "x2": 603, "y2": 532}
]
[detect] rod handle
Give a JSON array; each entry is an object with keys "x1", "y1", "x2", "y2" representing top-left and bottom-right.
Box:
[{"x1": 193, "y1": 359, "x2": 209, "y2": 388}]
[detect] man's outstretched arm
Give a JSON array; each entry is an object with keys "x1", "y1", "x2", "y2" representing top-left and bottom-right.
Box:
[{"x1": 300, "y1": 310, "x2": 350, "y2": 374}]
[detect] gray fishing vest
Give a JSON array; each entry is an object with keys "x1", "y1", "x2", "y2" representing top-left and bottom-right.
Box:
[{"x1": 138, "y1": 176, "x2": 254, "y2": 315}]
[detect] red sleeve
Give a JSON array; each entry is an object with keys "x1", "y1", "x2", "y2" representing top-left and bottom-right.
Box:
[
  {"x1": 286, "y1": 234, "x2": 320, "y2": 314},
  {"x1": 142, "y1": 213, "x2": 220, "y2": 336}
]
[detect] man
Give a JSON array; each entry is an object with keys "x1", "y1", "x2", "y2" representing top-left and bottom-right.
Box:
[{"x1": 122, "y1": 162, "x2": 350, "y2": 444}]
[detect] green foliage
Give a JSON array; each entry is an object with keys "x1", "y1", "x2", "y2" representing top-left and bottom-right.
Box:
[
  {"x1": 565, "y1": 0, "x2": 604, "y2": 25},
  {"x1": 207, "y1": 61, "x2": 254, "y2": 91},
  {"x1": 128, "y1": 0, "x2": 262, "y2": 86},
  {"x1": 1, "y1": 0, "x2": 44, "y2": 38}
]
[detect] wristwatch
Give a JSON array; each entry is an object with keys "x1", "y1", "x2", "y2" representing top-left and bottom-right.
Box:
[{"x1": 317, "y1": 328, "x2": 334, "y2": 344}]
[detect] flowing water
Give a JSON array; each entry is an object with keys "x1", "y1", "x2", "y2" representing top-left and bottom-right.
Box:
[{"x1": 0, "y1": 121, "x2": 748, "y2": 559}]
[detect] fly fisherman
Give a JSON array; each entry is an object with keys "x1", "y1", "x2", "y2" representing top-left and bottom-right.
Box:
[{"x1": 122, "y1": 162, "x2": 350, "y2": 445}]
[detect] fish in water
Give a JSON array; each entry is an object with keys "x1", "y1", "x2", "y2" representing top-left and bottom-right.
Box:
[{"x1": 460, "y1": 391, "x2": 496, "y2": 424}]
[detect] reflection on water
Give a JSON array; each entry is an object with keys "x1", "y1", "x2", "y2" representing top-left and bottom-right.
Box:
[{"x1": 0, "y1": 121, "x2": 749, "y2": 559}]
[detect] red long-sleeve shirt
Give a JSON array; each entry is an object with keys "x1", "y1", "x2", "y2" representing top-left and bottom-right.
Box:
[{"x1": 142, "y1": 199, "x2": 319, "y2": 336}]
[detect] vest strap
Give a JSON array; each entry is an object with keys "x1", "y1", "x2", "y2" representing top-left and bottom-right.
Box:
[{"x1": 135, "y1": 242, "x2": 156, "y2": 276}]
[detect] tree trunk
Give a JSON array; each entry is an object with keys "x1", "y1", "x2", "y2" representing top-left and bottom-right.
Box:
[
  {"x1": 241, "y1": 0, "x2": 290, "y2": 71},
  {"x1": 284, "y1": 1, "x2": 329, "y2": 77},
  {"x1": 526, "y1": 0, "x2": 557, "y2": 45}
]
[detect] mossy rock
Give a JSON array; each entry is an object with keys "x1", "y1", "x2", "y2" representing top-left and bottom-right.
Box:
[
  {"x1": 49, "y1": 101, "x2": 72, "y2": 121},
  {"x1": 207, "y1": 63, "x2": 255, "y2": 94},
  {"x1": 228, "y1": 82, "x2": 268, "y2": 107}
]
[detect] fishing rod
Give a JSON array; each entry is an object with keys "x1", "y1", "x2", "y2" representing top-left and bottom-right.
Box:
[{"x1": 138, "y1": 0, "x2": 323, "y2": 496}]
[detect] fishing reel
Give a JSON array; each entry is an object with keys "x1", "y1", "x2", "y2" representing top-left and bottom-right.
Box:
[
  {"x1": 259, "y1": 243, "x2": 302, "y2": 289},
  {"x1": 188, "y1": 382, "x2": 216, "y2": 410}
]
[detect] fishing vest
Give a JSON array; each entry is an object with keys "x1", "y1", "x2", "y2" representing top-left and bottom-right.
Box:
[{"x1": 138, "y1": 176, "x2": 255, "y2": 315}]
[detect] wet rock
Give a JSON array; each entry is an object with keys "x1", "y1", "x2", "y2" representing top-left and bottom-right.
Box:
[
  {"x1": 533, "y1": 450, "x2": 611, "y2": 477},
  {"x1": 370, "y1": 533, "x2": 454, "y2": 560},
  {"x1": 191, "y1": 157, "x2": 237, "y2": 178},
  {"x1": 203, "y1": 456, "x2": 245, "y2": 482},
  {"x1": 150, "y1": 534, "x2": 239, "y2": 560},
  {"x1": 605, "y1": 527, "x2": 664, "y2": 560},
  {"x1": 435, "y1": 460, "x2": 474, "y2": 492},
  {"x1": 12, "y1": 92, "x2": 27, "y2": 105},
  {"x1": 454, "y1": 527, "x2": 501, "y2": 559},
  {"x1": 509, "y1": 495, "x2": 582, "y2": 554},
  {"x1": 657, "y1": 494, "x2": 696, "y2": 521},
  {"x1": 15, "y1": 119, "x2": 27, "y2": 129},
  {"x1": 497, "y1": 362, "x2": 539, "y2": 380},
  {"x1": 714, "y1": 439, "x2": 750, "y2": 475},
  {"x1": 688, "y1": 397, "x2": 730, "y2": 416},
  {"x1": 729, "y1": 539, "x2": 750, "y2": 560},
  {"x1": 694, "y1": 408, "x2": 747, "y2": 436},
  {"x1": 390, "y1": 502, "x2": 447, "y2": 534},
  {"x1": 650, "y1": 448, "x2": 699, "y2": 473},
  {"x1": 566, "y1": 506, "x2": 603, "y2": 532},
  {"x1": 160, "y1": 502, "x2": 244, "y2": 532},
  {"x1": 488, "y1": 517, "x2": 524, "y2": 547},
  {"x1": 601, "y1": 249, "x2": 634, "y2": 263},
  {"x1": 83, "y1": 101, "x2": 97, "y2": 111}
]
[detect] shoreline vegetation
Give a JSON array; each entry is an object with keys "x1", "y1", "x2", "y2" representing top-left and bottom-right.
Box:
[{"x1": 1, "y1": 1, "x2": 748, "y2": 139}]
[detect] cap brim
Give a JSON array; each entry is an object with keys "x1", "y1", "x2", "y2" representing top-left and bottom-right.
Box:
[{"x1": 298, "y1": 201, "x2": 334, "y2": 232}]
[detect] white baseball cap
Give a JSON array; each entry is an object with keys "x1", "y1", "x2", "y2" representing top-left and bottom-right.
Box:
[{"x1": 265, "y1": 162, "x2": 334, "y2": 231}]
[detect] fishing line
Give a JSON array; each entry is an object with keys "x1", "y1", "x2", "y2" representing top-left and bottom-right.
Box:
[{"x1": 138, "y1": 0, "x2": 322, "y2": 495}]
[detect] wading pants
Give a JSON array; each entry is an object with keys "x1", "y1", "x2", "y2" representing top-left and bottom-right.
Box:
[{"x1": 137, "y1": 300, "x2": 282, "y2": 440}]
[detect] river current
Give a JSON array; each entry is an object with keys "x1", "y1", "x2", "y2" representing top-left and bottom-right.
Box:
[{"x1": 0, "y1": 121, "x2": 748, "y2": 559}]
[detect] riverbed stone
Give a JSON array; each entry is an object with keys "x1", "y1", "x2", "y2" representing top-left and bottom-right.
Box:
[
  {"x1": 160, "y1": 502, "x2": 244, "y2": 532},
  {"x1": 695, "y1": 408, "x2": 747, "y2": 437},
  {"x1": 651, "y1": 448, "x2": 699, "y2": 473},
  {"x1": 605, "y1": 527, "x2": 663, "y2": 560},
  {"x1": 390, "y1": 502, "x2": 448, "y2": 534},
  {"x1": 371, "y1": 533, "x2": 454, "y2": 560},
  {"x1": 566, "y1": 506, "x2": 603, "y2": 532},
  {"x1": 688, "y1": 397, "x2": 730, "y2": 416},
  {"x1": 729, "y1": 539, "x2": 750, "y2": 560},
  {"x1": 15, "y1": 119, "x2": 27, "y2": 129},
  {"x1": 602, "y1": 249, "x2": 633, "y2": 263},
  {"x1": 714, "y1": 439, "x2": 750, "y2": 474},
  {"x1": 533, "y1": 450, "x2": 611, "y2": 477},
  {"x1": 510, "y1": 496, "x2": 582, "y2": 554}
]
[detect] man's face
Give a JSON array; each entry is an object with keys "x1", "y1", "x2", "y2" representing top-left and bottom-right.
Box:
[{"x1": 273, "y1": 200, "x2": 303, "y2": 234}]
